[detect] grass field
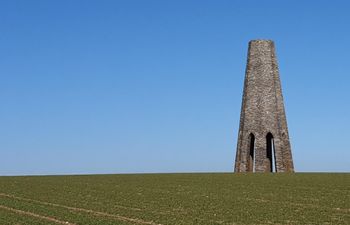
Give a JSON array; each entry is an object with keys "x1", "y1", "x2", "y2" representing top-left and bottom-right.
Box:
[{"x1": 0, "y1": 173, "x2": 348, "y2": 225}]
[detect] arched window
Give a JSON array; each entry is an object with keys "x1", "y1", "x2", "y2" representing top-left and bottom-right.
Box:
[
  {"x1": 266, "y1": 132, "x2": 276, "y2": 172},
  {"x1": 248, "y1": 133, "x2": 255, "y2": 172}
]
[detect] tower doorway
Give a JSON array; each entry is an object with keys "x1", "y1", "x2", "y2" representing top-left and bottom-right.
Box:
[
  {"x1": 248, "y1": 133, "x2": 255, "y2": 172},
  {"x1": 266, "y1": 133, "x2": 276, "y2": 172}
]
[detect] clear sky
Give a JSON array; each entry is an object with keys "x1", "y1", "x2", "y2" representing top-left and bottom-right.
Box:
[{"x1": 1, "y1": 1, "x2": 349, "y2": 175}]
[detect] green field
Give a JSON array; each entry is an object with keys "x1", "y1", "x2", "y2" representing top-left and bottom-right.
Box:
[{"x1": 0, "y1": 173, "x2": 348, "y2": 225}]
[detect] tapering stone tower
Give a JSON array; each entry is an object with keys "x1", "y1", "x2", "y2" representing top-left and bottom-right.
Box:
[{"x1": 234, "y1": 40, "x2": 294, "y2": 172}]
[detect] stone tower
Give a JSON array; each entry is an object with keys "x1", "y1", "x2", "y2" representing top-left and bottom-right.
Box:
[{"x1": 234, "y1": 40, "x2": 294, "y2": 172}]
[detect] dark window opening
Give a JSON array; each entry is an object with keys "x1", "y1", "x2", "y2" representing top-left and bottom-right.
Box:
[
  {"x1": 266, "y1": 132, "x2": 276, "y2": 172},
  {"x1": 248, "y1": 133, "x2": 255, "y2": 172}
]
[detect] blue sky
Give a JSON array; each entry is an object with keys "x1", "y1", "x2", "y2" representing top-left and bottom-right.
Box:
[{"x1": 0, "y1": 1, "x2": 349, "y2": 175}]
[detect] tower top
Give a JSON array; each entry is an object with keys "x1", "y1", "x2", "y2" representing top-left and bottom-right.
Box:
[{"x1": 249, "y1": 39, "x2": 274, "y2": 44}]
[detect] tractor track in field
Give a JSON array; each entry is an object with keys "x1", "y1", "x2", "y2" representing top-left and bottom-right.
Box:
[
  {"x1": 0, "y1": 193, "x2": 164, "y2": 225},
  {"x1": 0, "y1": 204, "x2": 76, "y2": 225}
]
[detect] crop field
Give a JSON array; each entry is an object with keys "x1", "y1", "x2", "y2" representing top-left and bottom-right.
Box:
[{"x1": 0, "y1": 173, "x2": 349, "y2": 225}]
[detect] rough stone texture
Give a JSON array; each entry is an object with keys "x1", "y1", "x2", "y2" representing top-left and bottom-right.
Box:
[{"x1": 234, "y1": 40, "x2": 294, "y2": 173}]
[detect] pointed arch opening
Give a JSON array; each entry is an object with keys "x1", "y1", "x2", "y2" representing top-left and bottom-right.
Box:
[
  {"x1": 248, "y1": 133, "x2": 255, "y2": 172},
  {"x1": 266, "y1": 132, "x2": 276, "y2": 172}
]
